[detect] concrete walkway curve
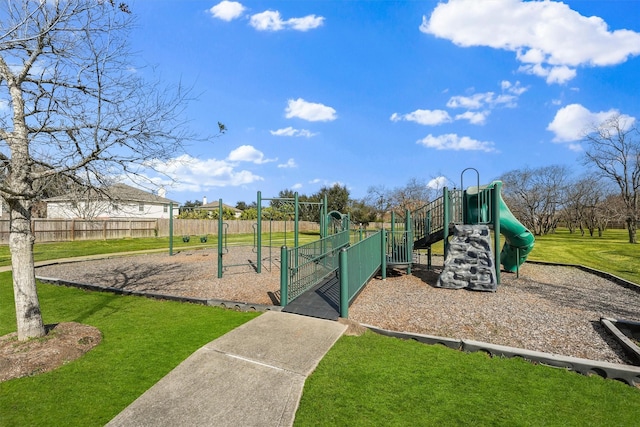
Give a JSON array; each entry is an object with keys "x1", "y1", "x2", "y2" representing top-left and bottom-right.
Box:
[{"x1": 106, "y1": 311, "x2": 347, "y2": 427}]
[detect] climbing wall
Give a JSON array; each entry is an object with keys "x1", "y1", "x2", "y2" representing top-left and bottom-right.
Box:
[{"x1": 436, "y1": 224, "x2": 497, "y2": 291}]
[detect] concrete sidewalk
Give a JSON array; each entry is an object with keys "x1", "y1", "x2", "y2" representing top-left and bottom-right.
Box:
[{"x1": 106, "y1": 311, "x2": 347, "y2": 427}]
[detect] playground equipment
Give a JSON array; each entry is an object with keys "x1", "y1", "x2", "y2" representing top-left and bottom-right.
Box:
[
  {"x1": 281, "y1": 168, "x2": 536, "y2": 318},
  {"x1": 169, "y1": 168, "x2": 535, "y2": 318}
]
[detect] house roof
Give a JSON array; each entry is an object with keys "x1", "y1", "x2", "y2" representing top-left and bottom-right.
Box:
[
  {"x1": 44, "y1": 184, "x2": 180, "y2": 205},
  {"x1": 200, "y1": 201, "x2": 242, "y2": 212}
]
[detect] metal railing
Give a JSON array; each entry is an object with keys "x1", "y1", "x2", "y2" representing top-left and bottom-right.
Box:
[
  {"x1": 386, "y1": 230, "x2": 412, "y2": 266},
  {"x1": 280, "y1": 229, "x2": 350, "y2": 305},
  {"x1": 339, "y1": 230, "x2": 385, "y2": 317}
]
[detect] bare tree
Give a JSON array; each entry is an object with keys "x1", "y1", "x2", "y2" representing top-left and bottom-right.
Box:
[
  {"x1": 0, "y1": 1, "x2": 207, "y2": 339},
  {"x1": 562, "y1": 175, "x2": 613, "y2": 237},
  {"x1": 583, "y1": 115, "x2": 640, "y2": 243},
  {"x1": 389, "y1": 177, "x2": 433, "y2": 215},
  {"x1": 365, "y1": 184, "x2": 392, "y2": 221},
  {"x1": 500, "y1": 165, "x2": 571, "y2": 235}
]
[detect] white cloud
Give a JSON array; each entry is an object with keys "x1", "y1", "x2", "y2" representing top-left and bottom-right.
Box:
[
  {"x1": 292, "y1": 183, "x2": 303, "y2": 190},
  {"x1": 278, "y1": 158, "x2": 297, "y2": 168},
  {"x1": 287, "y1": 15, "x2": 325, "y2": 31},
  {"x1": 501, "y1": 80, "x2": 528, "y2": 96},
  {"x1": 427, "y1": 176, "x2": 451, "y2": 190},
  {"x1": 568, "y1": 143, "x2": 583, "y2": 152},
  {"x1": 546, "y1": 104, "x2": 635, "y2": 142},
  {"x1": 421, "y1": 0, "x2": 640, "y2": 84},
  {"x1": 145, "y1": 154, "x2": 263, "y2": 191},
  {"x1": 285, "y1": 98, "x2": 337, "y2": 122},
  {"x1": 454, "y1": 111, "x2": 489, "y2": 125},
  {"x1": 250, "y1": 10, "x2": 324, "y2": 32},
  {"x1": 270, "y1": 127, "x2": 318, "y2": 138},
  {"x1": 417, "y1": 134, "x2": 496, "y2": 152},
  {"x1": 227, "y1": 145, "x2": 276, "y2": 164},
  {"x1": 447, "y1": 92, "x2": 517, "y2": 110},
  {"x1": 390, "y1": 109, "x2": 452, "y2": 126},
  {"x1": 208, "y1": 1, "x2": 245, "y2": 21}
]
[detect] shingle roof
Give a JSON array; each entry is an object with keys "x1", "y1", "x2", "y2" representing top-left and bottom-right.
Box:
[
  {"x1": 44, "y1": 184, "x2": 179, "y2": 205},
  {"x1": 200, "y1": 201, "x2": 242, "y2": 212}
]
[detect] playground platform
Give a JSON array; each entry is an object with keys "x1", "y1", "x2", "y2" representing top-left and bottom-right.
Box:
[{"x1": 106, "y1": 311, "x2": 347, "y2": 427}]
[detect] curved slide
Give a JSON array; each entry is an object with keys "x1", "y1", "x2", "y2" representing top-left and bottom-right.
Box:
[{"x1": 497, "y1": 192, "x2": 535, "y2": 272}]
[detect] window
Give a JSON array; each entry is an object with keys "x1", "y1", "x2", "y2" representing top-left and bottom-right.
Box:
[
  {"x1": 163, "y1": 204, "x2": 168, "y2": 213},
  {"x1": 139, "y1": 203, "x2": 144, "y2": 212}
]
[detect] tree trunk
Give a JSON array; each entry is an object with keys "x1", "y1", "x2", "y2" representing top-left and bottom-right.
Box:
[
  {"x1": 8, "y1": 199, "x2": 45, "y2": 340},
  {"x1": 628, "y1": 219, "x2": 637, "y2": 244}
]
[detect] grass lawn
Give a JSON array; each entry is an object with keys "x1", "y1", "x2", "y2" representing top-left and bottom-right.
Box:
[
  {"x1": 0, "y1": 231, "x2": 321, "y2": 267},
  {"x1": 0, "y1": 272, "x2": 259, "y2": 426},
  {"x1": 295, "y1": 332, "x2": 640, "y2": 426},
  {"x1": 528, "y1": 228, "x2": 640, "y2": 285}
]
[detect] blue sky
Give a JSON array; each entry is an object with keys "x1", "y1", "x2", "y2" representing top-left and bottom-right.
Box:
[{"x1": 130, "y1": 0, "x2": 640, "y2": 206}]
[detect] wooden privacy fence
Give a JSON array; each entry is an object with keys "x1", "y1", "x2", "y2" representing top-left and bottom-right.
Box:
[
  {"x1": 0, "y1": 218, "x2": 320, "y2": 244},
  {"x1": 156, "y1": 219, "x2": 320, "y2": 237}
]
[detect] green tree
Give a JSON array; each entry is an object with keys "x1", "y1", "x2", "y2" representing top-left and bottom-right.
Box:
[
  {"x1": 315, "y1": 184, "x2": 349, "y2": 213},
  {"x1": 348, "y1": 199, "x2": 377, "y2": 227}
]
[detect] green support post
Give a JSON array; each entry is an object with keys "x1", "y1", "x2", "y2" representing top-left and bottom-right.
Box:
[
  {"x1": 443, "y1": 187, "x2": 450, "y2": 257},
  {"x1": 381, "y1": 229, "x2": 387, "y2": 280},
  {"x1": 339, "y1": 248, "x2": 349, "y2": 318},
  {"x1": 169, "y1": 202, "x2": 174, "y2": 256},
  {"x1": 294, "y1": 192, "x2": 299, "y2": 249},
  {"x1": 427, "y1": 210, "x2": 432, "y2": 269},
  {"x1": 257, "y1": 191, "x2": 262, "y2": 274},
  {"x1": 405, "y1": 209, "x2": 412, "y2": 275},
  {"x1": 217, "y1": 199, "x2": 223, "y2": 279},
  {"x1": 323, "y1": 194, "x2": 328, "y2": 237},
  {"x1": 492, "y1": 182, "x2": 502, "y2": 285},
  {"x1": 280, "y1": 246, "x2": 288, "y2": 306}
]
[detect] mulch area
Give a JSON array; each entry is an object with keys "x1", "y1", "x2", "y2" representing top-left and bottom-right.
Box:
[{"x1": 35, "y1": 248, "x2": 640, "y2": 365}]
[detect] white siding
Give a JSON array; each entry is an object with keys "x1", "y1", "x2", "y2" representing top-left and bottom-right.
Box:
[{"x1": 47, "y1": 201, "x2": 175, "y2": 219}]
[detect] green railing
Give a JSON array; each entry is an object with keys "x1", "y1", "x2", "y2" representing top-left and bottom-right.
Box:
[
  {"x1": 339, "y1": 230, "x2": 385, "y2": 317},
  {"x1": 386, "y1": 230, "x2": 413, "y2": 266},
  {"x1": 413, "y1": 196, "x2": 444, "y2": 244},
  {"x1": 413, "y1": 189, "x2": 464, "y2": 247},
  {"x1": 280, "y1": 229, "x2": 350, "y2": 305}
]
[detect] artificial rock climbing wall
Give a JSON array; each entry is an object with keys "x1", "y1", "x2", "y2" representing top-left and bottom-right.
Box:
[{"x1": 436, "y1": 224, "x2": 497, "y2": 291}]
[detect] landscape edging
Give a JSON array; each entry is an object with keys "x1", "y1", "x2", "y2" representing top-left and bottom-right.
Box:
[{"x1": 362, "y1": 324, "x2": 640, "y2": 387}]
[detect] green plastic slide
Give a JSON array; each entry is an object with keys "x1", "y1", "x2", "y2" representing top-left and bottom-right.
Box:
[{"x1": 497, "y1": 192, "x2": 535, "y2": 272}]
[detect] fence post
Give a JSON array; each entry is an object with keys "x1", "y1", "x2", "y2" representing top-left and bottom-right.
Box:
[
  {"x1": 339, "y1": 248, "x2": 349, "y2": 318},
  {"x1": 280, "y1": 246, "x2": 288, "y2": 306},
  {"x1": 405, "y1": 209, "x2": 412, "y2": 275}
]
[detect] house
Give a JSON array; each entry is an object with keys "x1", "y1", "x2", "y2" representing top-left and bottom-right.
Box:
[
  {"x1": 44, "y1": 184, "x2": 179, "y2": 219},
  {"x1": 199, "y1": 197, "x2": 243, "y2": 218}
]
